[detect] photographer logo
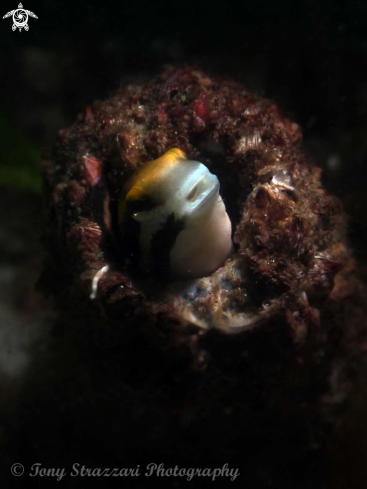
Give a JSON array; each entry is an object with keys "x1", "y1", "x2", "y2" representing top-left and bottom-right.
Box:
[{"x1": 3, "y1": 3, "x2": 38, "y2": 31}]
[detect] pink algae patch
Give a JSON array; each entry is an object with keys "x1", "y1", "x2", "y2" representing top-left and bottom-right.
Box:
[{"x1": 81, "y1": 155, "x2": 102, "y2": 187}]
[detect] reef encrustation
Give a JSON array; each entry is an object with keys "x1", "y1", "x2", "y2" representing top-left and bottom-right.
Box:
[
  {"x1": 43, "y1": 66, "x2": 351, "y2": 341},
  {"x1": 40, "y1": 67, "x2": 367, "y2": 486}
]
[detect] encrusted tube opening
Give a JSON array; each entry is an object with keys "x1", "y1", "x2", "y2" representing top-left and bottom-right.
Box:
[{"x1": 43, "y1": 66, "x2": 350, "y2": 339}]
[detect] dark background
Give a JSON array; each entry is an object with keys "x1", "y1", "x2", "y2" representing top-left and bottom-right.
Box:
[
  {"x1": 0, "y1": 0, "x2": 367, "y2": 487},
  {"x1": 1, "y1": 0, "x2": 367, "y2": 255}
]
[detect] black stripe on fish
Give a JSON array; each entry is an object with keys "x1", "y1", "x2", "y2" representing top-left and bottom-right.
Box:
[{"x1": 150, "y1": 212, "x2": 185, "y2": 276}]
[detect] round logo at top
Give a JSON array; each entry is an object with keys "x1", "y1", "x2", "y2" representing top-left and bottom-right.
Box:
[{"x1": 3, "y1": 3, "x2": 38, "y2": 32}]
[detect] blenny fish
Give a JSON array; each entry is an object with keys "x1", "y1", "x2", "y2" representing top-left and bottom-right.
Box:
[{"x1": 118, "y1": 148, "x2": 232, "y2": 279}]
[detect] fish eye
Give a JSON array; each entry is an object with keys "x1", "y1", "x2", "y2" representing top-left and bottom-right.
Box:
[
  {"x1": 127, "y1": 199, "x2": 154, "y2": 222},
  {"x1": 132, "y1": 210, "x2": 154, "y2": 222}
]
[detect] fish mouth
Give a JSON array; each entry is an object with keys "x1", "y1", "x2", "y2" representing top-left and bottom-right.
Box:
[{"x1": 193, "y1": 180, "x2": 220, "y2": 213}]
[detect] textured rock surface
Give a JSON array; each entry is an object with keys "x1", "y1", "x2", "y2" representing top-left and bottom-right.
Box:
[{"x1": 36, "y1": 67, "x2": 367, "y2": 487}]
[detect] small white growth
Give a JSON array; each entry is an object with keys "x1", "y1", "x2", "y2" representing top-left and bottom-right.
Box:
[
  {"x1": 271, "y1": 169, "x2": 295, "y2": 191},
  {"x1": 237, "y1": 128, "x2": 261, "y2": 153},
  {"x1": 300, "y1": 291, "x2": 308, "y2": 303},
  {"x1": 90, "y1": 265, "x2": 109, "y2": 300}
]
